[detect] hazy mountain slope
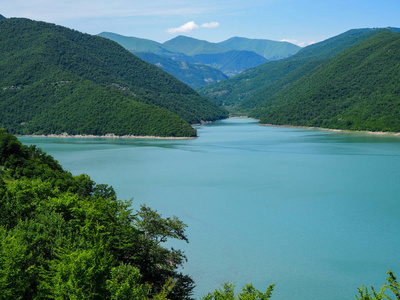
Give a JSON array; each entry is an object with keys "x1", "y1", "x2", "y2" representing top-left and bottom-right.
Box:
[
  {"x1": 191, "y1": 50, "x2": 267, "y2": 77},
  {"x1": 162, "y1": 35, "x2": 229, "y2": 56},
  {"x1": 134, "y1": 52, "x2": 228, "y2": 88},
  {"x1": 99, "y1": 32, "x2": 300, "y2": 79},
  {"x1": 198, "y1": 28, "x2": 391, "y2": 108},
  {"x1": 252, "y1": 30, "x2": 400, "y2": 132},
  {"x1": 218, "y1": 37, "x2": 301, "y2": 60},
  {"x1": 0, "y1": 14, "x2": 5, "y2": 19},
  {"x1": 0, "y1": 18, "x2": 228, "y2": 136},
  {"x1": 98, "y1": 31, "x2": 166, "y2": 53}
]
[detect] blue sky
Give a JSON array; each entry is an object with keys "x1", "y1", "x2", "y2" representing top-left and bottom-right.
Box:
[{"x1": 2, "y1": 0, "x2": 400, "y2": 46}]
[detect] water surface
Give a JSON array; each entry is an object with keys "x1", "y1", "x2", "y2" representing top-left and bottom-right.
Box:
[{"x1": 20, "y1": 118, "x2": 400, "y2": 300}]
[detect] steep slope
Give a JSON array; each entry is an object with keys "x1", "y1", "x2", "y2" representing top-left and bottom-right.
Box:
[
  {"x1": 252, "y1": 31, "x2": 400, "y2": 132},
  {"x1": 218, "y1": 36, "x2": 300, "y2": 60},
  {"x1": 198, "y1": 28, "x2": 392, "y2": 108},
  {"x1": 134, "y1": 52, "x2": 228, "y2": 88},
  {"x1": 0, "y1": 14, "x2": 5, "y2": 19},
  {"x1": 0, "y1": 18, "x2": 228, "y2": 136}
]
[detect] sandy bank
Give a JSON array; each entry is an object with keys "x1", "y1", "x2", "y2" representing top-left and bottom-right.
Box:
[{"x1": 18, "y1": 133, "x2": 196, "y2": 140}]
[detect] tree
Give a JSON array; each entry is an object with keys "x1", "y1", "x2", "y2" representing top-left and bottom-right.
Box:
[
  {"x1": 356, "y1": 271, "x2": 400, "y2": 300},
  {"x1": 201, "y1": 282, "x2": 275, "y2": 300}
]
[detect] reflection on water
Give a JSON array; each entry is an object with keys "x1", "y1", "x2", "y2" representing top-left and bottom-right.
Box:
[{"x1": 20, "y1": 118, "x2": 400, "y2": 300}]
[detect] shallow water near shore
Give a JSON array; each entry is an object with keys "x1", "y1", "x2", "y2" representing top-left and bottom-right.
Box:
[{"x1": 20, "y1": 118, "x2": 400, "y2": 300}]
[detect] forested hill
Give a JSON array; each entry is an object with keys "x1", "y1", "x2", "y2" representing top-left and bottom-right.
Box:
[
  {"x1": 0, "y1": 128, "x2": 196, "y2": 298},
  {"x1": 0, "y1": 18, "x2": 228, "y2": 137},
  {"x1": 251, "y1": 30, "x2": 400, "y2": 132}
]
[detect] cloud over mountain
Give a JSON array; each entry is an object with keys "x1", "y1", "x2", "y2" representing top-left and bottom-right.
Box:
[{"x1": 167, "y1": 21, "x2": 219, "y2": 34}]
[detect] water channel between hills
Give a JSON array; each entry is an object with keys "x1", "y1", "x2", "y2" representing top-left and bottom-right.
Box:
[{"x1": 20, "y1": 118, "x2": 400, "y2": 300}]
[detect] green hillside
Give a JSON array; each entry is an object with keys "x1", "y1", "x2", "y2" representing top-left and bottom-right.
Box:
[
  {"x1": 134, "y1": 52, "x2": 228, "y2": 88},
  {"x1": 0, "y1": 18, "x2": 228, "y2": 137},
  {"x1": 251, "y1": 30, "x2": 400, "y2": 132},
  {"x1": 0, "y1": 14, "x2": 5, "y2": 19},
  {"x1": 218, "y1": 36, "x2": 301, "y2": 60},
  {"x1": 162, "y1": 35, "x2": 228, "y2": 56},
  {"x1": 198, "y1": 28, "x2": 391, "y2": 109}
]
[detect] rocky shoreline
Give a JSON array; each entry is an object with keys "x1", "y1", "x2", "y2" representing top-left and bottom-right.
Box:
[{"x1": 260, "y1": 123, "x2": 400, "y2": 136}]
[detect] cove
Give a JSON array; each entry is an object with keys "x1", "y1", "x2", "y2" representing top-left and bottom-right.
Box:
[{"x1": 19, "y1": 118, "x2": 400, "y2": 300}]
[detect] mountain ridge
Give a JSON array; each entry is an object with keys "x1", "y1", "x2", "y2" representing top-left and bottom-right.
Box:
[{"x1": 98, "y1": 32, "x2": 300, "y2": 80}]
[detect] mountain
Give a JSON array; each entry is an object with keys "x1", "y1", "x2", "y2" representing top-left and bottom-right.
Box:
[
  {"x1": 250, "y1": 30, "x2": 400, "y2": 132},
  {"x1": 0, "y1": 14, "x2": 5, "y2": 19},
  {"x1": 98, "y1": 32, "x2": 166, "y2": 53},
  {"x1": 186, "y1": 50, "x2": 267, "y2": 77},
  {"x1": 198, "y1": 28, "x2": 393, "y2": 108},
  {"x1": 218, "y1": 36, "x2": 301, "y2": 60},
  {"x1": 0, "y1": 18, "x2": 228, "y2": 137},
  {"x1": 99, "y1": 33, "x2": 300, "y2": 79},
  {"x1": 134, "y1": 52, "x2": 228, "y2": 88},
  {"x1": 162, "y1": 35, "x2": 229, "y2": 56}
]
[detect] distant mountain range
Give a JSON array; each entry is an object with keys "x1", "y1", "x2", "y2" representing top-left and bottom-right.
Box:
[
  {"x1": 200, "y1": 27, "x2": 400, "y2": 132},
  {"x1": 133, "y1": 52, "x2": 228, "y2": 89},
  {"x1": 0, "y1": 18, "x2": 228, "y2": 137},
  {"x1": 98, "y1": 32, "x2": 301, "y2": 86}
]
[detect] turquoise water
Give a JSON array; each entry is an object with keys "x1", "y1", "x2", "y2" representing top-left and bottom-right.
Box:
[{"x1": 20, "y1": 118, "x2": 400, "y2": 299}]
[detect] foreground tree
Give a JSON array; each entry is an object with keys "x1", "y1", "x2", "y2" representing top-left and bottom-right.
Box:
[
  {"x1": 357, "y1": 271, "x2": 400, "y2": 300},
  {"x1": 0, "y1": 128, "x2": 194, "y2": 299},
  {"x1": 201, "y1": 282, "x2": 275, "y2": 300}
]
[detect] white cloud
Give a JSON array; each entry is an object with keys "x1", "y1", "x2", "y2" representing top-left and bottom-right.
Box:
[
  {"x1": 167, "y1": 21, "x2": 219, "y2": 34},
  {"x1": 201, "y1": 21, "x2": 219, "y2": 28},
  {"x1": 167, "y1": 21, "x2": 199, "y2": 34},
  {"x1": 280, "y1": 39, "x2": 315, "y2": 47}
]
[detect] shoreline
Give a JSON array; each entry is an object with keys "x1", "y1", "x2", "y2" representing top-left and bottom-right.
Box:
[
  {"x1": 259, "y1": 123, "x2": 400, "y2": 136},
  {"x1": 18, "y1": 133, "x2": 197, "y2": 140}
]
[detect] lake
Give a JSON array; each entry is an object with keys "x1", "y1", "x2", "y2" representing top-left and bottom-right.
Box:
[{"x1": 19, "y1": 118, "x2": 400, "y2": 300}]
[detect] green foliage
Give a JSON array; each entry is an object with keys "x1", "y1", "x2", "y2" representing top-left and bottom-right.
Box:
[
  {"x1": 0, "y1": 129, "x2": 193, "y2": 299},
  {"x1": 201, "y1": 282, "x2": 275, "y2": 300},
  {"x1": 356, "y1": 271, "x2": 400, "y2": 300},
  {"x1": 0, "y1": 18, "x2": 228, "y2": 137}
]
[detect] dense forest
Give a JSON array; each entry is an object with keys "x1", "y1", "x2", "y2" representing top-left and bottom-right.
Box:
[{"x1": 0, "y1": 18, "x2": 228, "y2": 137}]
